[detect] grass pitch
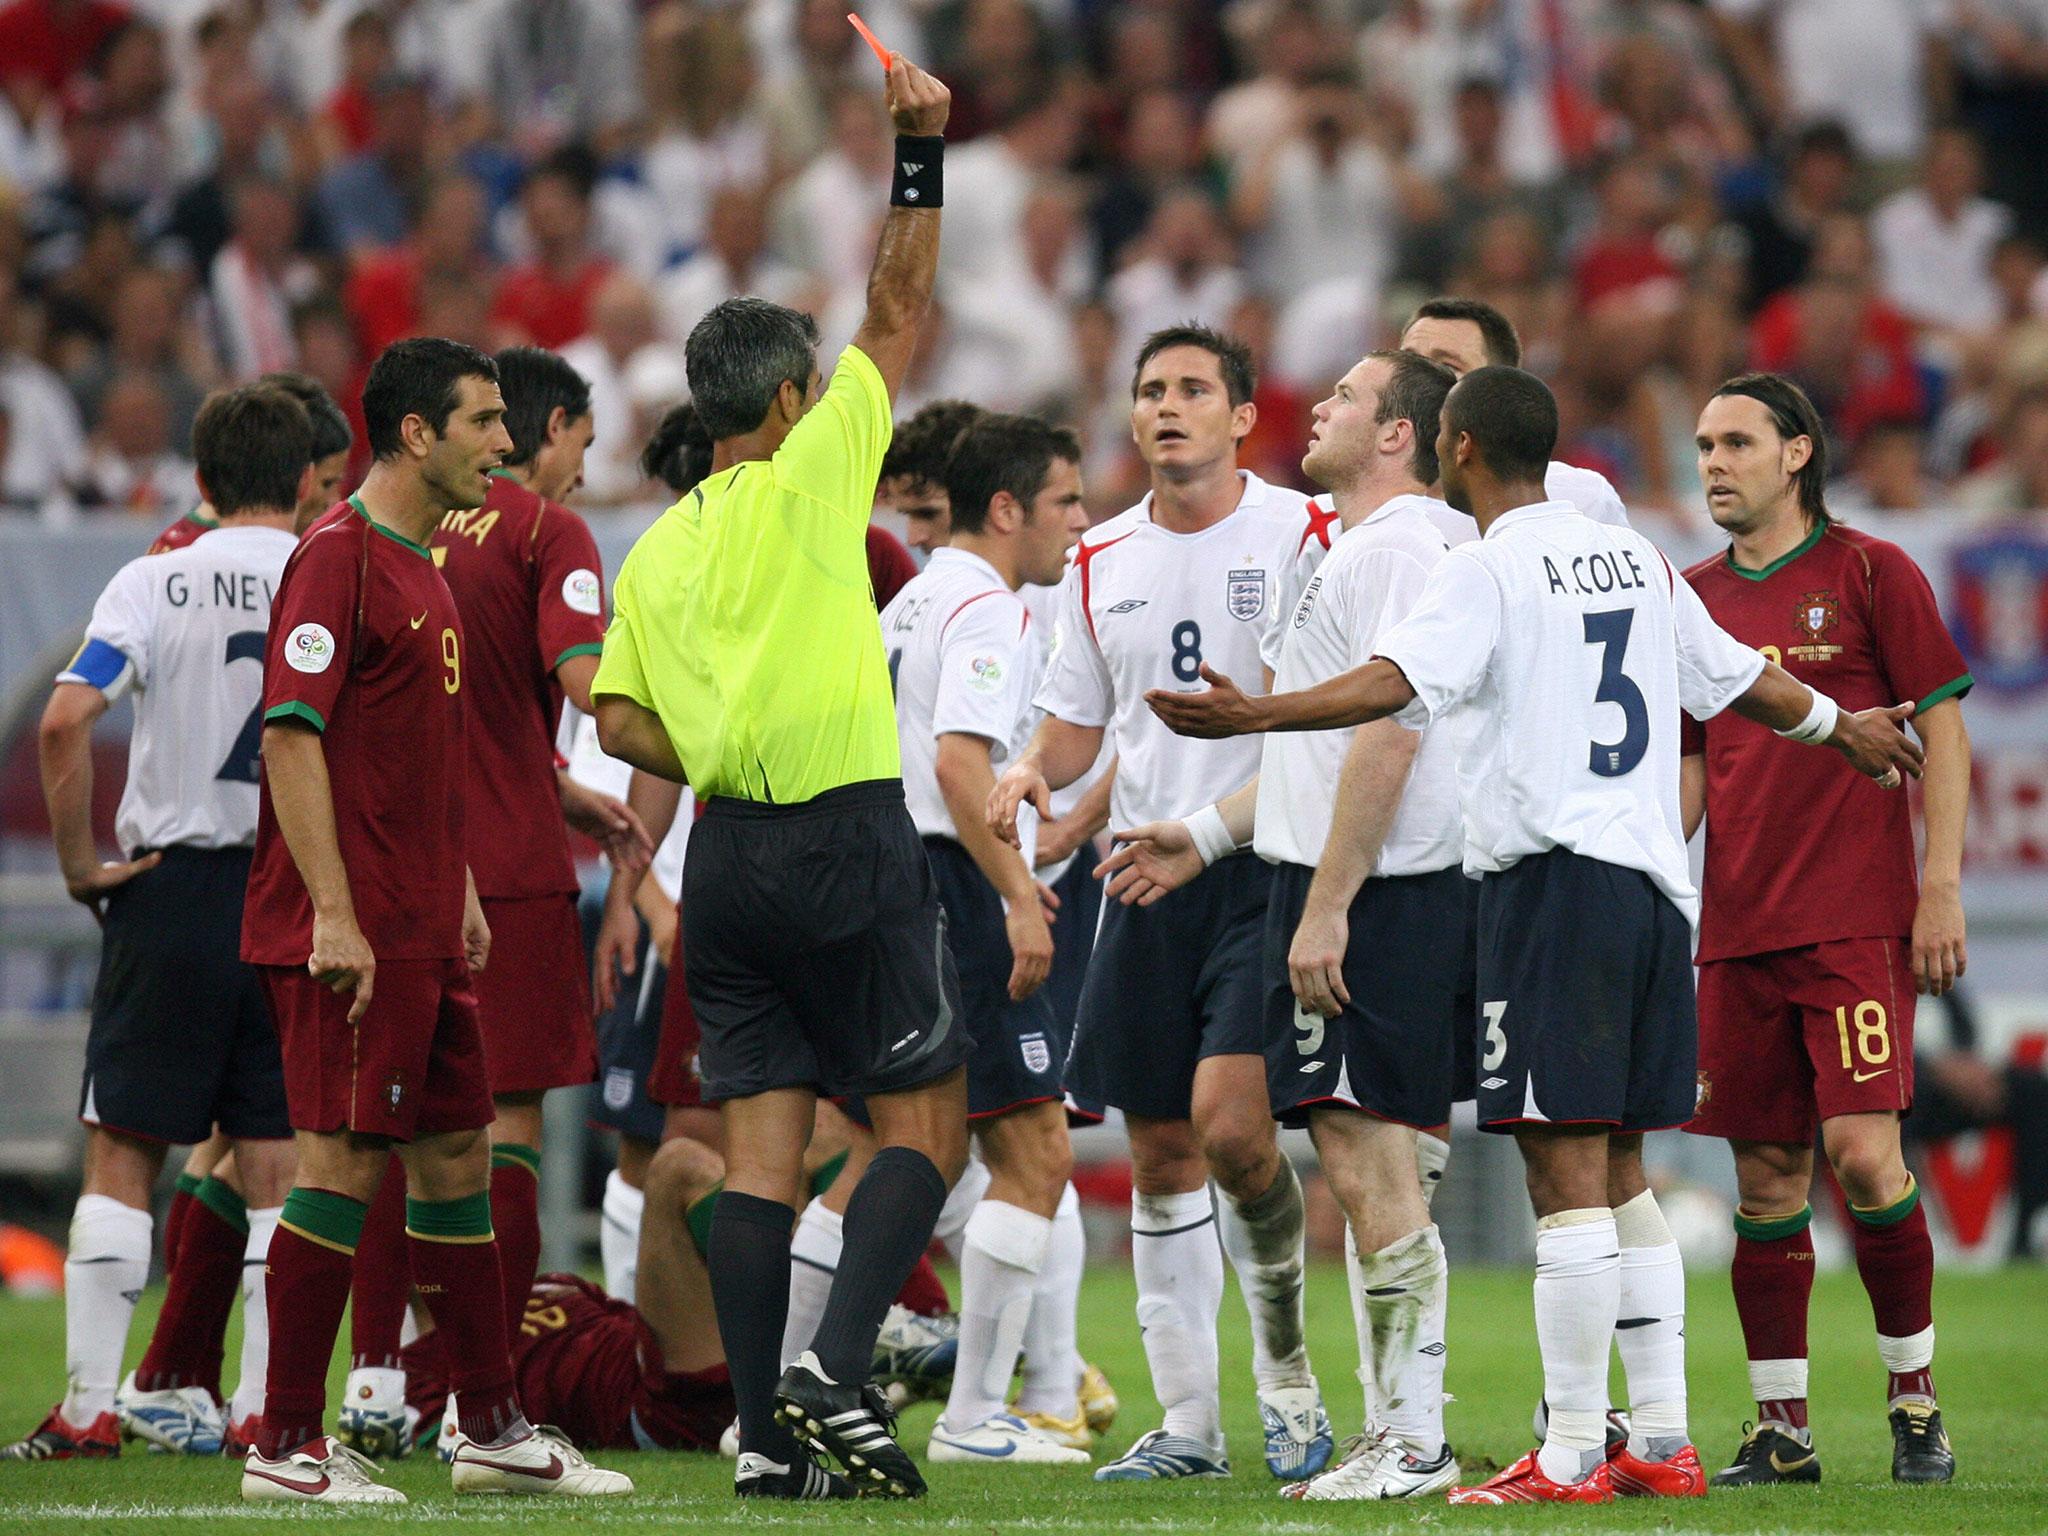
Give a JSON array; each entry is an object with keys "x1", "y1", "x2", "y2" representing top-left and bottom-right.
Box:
[{"x1": 1, "y1": 1260, "x2": 2044, "y2": 1534}]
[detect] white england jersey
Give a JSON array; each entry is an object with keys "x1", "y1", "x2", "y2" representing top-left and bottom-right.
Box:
[
  {"x1": 1255, "y1": 494, "x2": 1463, "y2": 874},
  {"x1": 1035, "y1": 471, "x2": 1311, "y2": 829},
  {"x1": 1020, "y1": 577, "x2": 1113, "y2": 880},
  {"x1": 57, "y1": 525, "x2": 297, "y2": 853},
  {"x1": 1373, "y1": 501, "x2": 1765, "y2": 925},
  {"x1": 882, "y1": 547, "x2": 1041, "y2": 841}
]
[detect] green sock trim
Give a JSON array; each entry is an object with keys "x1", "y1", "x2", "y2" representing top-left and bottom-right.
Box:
[
  {"x1": 406, "y1": 1191, "x2": 495, "y2": 1241},
  {"x1": 194, "y1": 1175, "x2": 249, "y2": 1235},
  {"x1": 280, "y1": 1187, "x2": 368, "y2": 1252},
  {"x1": 174, "y1": 1172, "x2": 202, "y2": 1198},
  {"x1": 1734, "y1": 1204, "x2": 1813, "y2": 1243},
  {"x1": 1850, "y1": 1176, "x2": 1920, "y2": 1229},
  {"x1": 490, "y1": 1143, "x2": 542, "y2": 1179},
  {"x1": 684, "y1": 1181, "x2": 724, "y2": 1262},
  {"x1": 809, "y1": 1150, "x2": 850, "y2": 1200}
]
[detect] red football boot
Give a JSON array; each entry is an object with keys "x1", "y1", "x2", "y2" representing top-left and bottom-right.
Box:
[
  {"x1": 1610, "y1": 1441, "x2": 1707, "y2": 1497},
  {"x1": 2, "y1": 1405, "x2": 121, "y2": 1461},
  {"x1": 1448, "y1": 1449, "x2": 1613, "y2": 1504}
]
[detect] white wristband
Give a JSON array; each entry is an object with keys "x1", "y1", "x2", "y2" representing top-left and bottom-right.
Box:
[
  {"x1": 1184, "y1": 805, "x2": 1238, "y2": 867},
  {"x1": 1774, "y1": 688, "x2": 1840, "y2": 745}
]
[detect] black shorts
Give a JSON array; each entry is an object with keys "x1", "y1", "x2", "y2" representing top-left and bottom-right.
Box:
[
  {"x1": 925, "y1": 838, "x2": 1064, "y2": 1120},
  {"x1": 683, "y1": 780, "x2": 969, "y2": 1103},
  {"x1": 1065, "y1": 852, "x2": 1270, "y2": 1121},
  {"x1": 1474, "y1": 848, "x2": 1697, "y2": 1135},
  {"x1": 1045, "y1": 857, "x2": 1107, "y2": 1125},
  {"x1": 80, "y1": 846, "x2": 287, "y2": 1144},
  {"x1": 1263, "y1": 862, "x2": 1463, "y2": 1130},
  {"x1": 586, "y1": 890, "x2": 668, "y2": 1145},
  {"x1": 1451, "y1": 872, "x2": 1479, "y2": 1106}
]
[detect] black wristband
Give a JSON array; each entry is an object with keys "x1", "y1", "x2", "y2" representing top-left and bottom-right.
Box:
[{"x1": 891, "y1": 135, "x2": 943, "y2": 208}]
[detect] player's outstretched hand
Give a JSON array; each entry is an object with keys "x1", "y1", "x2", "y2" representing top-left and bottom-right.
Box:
[
  {"x1": 309, "y1": 911, "x2": 376, "y2": 1024},
  {"x1": 63, "y1": 849, "x2": 162, "y2": 922},
  {"x1": 1288, "y1": 902, "x2": 1352, "y2": 1018},
  {"x1": 1005, "y1": 899, "x2": 1053, "y2": 1001},
  {"x1": 462, "y1": 884, "x2": 492, "y2": 976},
  {"x1": 886, "y1": 55, "x2": 949, "y2": 137},
  {"x1": 559, "y1": 774, "x2": 655, "y2": 873},
  {"x1": 1094, "y1": 821, "x2": 1202, "y2": 907},
  {"x1": 1830, "y1": 700, "x2": 1923, "y2": 786},
  {"x1": 591, "y1": 895, "x2": 643, "y2": 1016},
  {"x1": 1146, "y1": 664, "x2": 1264, "y2": 739},
  {"x1": 988, "y1": 760, "x2": 1053, "y2": 848},
  {"x1": 1911, "y1": 882, "x2": 1967, "y2": 997}
]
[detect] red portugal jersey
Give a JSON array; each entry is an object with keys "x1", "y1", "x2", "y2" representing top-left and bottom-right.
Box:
[
  {"x1": 1681, "y1": 521, "x2": 1970, "y2": 963},
  {"x1": 429, "y1": 474, "x2": 606, "y2": 899},
  {"x1": 509, "y1": 1274, "x2": 727, "y2": 1451},
  {"x1": 243, "y1": 498, "x2": 469, "y2": 964},
  {"x1": 149, "y1": 507, "x2": 218, "y2": 555},
  {"x1": 866, "y1": 524, "x2": 917, "y2": 609}
]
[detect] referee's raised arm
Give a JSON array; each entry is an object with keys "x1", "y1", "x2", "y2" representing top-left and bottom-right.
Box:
[{"x1": 852, "y1": 56, "x2": 950, "y2": 401}]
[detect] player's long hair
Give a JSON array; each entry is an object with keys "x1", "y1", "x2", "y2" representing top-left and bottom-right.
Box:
[
  {"x1": 642, "y1": 402, "x2": 714, "y2": 494},
  {"x1": 1711, "y1": 373, "x2": 1831, "y2": 526}
]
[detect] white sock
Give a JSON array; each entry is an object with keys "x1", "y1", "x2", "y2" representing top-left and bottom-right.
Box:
[
  {"x1": 600, "y1": 1169, "x2": 645, "y2": 1304},
  {"x1": 1532, "y1": 1209, "x2": 1620, "y2": 1486},
  {"x1": 943, "y1": 1201, "x2": 1051, "y2": 1430},
  {"x1": 932, "y1": 1156, "x2": 991, "y2": 1262},
  {"x1": 1216, "y1": 1158, "x2": 1311, "y2": 1393},
  {"x1": 783, "y1": 1199, "x2": 842, "y2": 1368},
  {"x1": 1416, "y1": 1134, "x2": 1450, "y2": 1209},
  {"x1": 1613, "y1": 1189, "x2": 1688, "y2": 1453},
  {"x1": 228, "y1": 1206, "x2": 281, "y2": 1425},
  {"x1": 1342, "y1": 1224, "x2": 1378, "y2": 1432},
  {"x1": 61, "y1": 1195, "x2": 151, "y2": 1424},
  {"x1": 1131, "y1": 1187, "x2": 1223, "y2": 1447},
  {"x1": 1015, "y1": 1184, "x2": 1085, "y2": 1417},
  {"x1": 1360, "y1": 1225, "x2": 1448, "y2": 1455}
]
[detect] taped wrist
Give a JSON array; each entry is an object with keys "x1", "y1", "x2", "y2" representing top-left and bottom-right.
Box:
[
  {"x1": 1774, "y1": 687, "x2": 1840, "y2": 744},
  {"x1": 1184, "y1": 804, "x2": 1238, "y2": 867},
  {"x1": 891, "y1": 136, "x2": 943, "y2": 207}
]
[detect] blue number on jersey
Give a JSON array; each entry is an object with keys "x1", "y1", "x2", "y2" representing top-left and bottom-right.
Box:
[
  {"x1": 887, "y1": 647, "x2": 903, "y2": 696},
  {"x1": 215, "y1": 630, "x2": 267, "y2": 783},
  {"x1": 1583, "y1": 609, "x2": 1648, "y2": 778},
  {"x1": 1170, "y1": 620, "x2": 1203, "y2": 683}
]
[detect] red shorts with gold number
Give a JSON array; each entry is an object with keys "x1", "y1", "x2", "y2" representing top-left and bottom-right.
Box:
[
  {"x1": 473, "y1": 894, "x2": 596, "y2": 1096},
  {"x1": 260, "y1": 958, "x2": 495, "y2": 1140},
  {"x1": 1686, "y1": 937, "x2": 1915, "y2": 1145},
  {"x1": 646, "y1": 924, "x2": 703, "y2": 1109}
]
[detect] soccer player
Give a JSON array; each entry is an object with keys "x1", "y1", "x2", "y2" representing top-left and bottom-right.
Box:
[
  {"x1": 337, "y1": 345, "x2": 646, "y2": 1455},
  {"x1": 1147, "y1": 366, "x2": 1924, "y2": 1505},
  {"x1": 878, "y1": 412, "x2": 1090, "y2": 1465},
  {"x1": 880, "y1": 397, "x2": 983, "y2": 554},
  {"x1": 988, "y1": 325, "x2": 1335, "y2": 1483},
  {"x1": 3, "y1": 386, "x2": 313, "y2": 1464},
  {"x1": 591, "y1": 57, "x2": 969, "y2": 1502},
  {"x1": 1682, "y1": 374, "x2": 1968, "y2": 1486},
  {"x1": 237, "y1": 338, "x2": 630, "y2": 1504},
  {"x1": 149, "y1": 373, "x2": 355, "y2": 550},
  {"x1": 1098, "y1": 349, "x2": 1467, "y2": 1500}
]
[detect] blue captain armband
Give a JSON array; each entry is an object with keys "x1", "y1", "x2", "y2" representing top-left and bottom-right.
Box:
[{"x1": 57, "y1": 638, "x2": 133, "y2": 694}]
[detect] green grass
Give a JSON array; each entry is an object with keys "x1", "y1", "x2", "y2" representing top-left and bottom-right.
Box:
[{"x1": 2, "y1": 1261, "x2": 2045, "y2": 1533}]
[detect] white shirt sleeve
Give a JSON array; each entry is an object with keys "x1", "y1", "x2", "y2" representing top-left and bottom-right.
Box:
[
  {"x1": 1353, "y1": 547, "x2": 1435, "y2": 664},
  {"x1": 58, "y1": 559, "x2": 154, "y2": 701},
  {"x1": 932, "y1": 595, "x2": 1036, "y2": 764},
  {"x1": 1032, "y1": 564, "x2": 1114, "y2": 729},
  {"x1": 1668, "y1": 558, "x2": 1768, "y2": 719},
  {"x1": 1369, "y1": 549, "x2": 1503, "y2": 726}
]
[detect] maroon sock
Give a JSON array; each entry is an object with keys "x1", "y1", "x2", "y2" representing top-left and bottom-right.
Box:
[
  {"x1": 348, "y1": 1155, "x2": 411, "y2": 1371},
  {"x1": 488, "y1": 1158, "x2": 541, "y2": 1347},
  {"x1": 163, "y1": 1184, "x2": 197, "y2": 1275},
  {"x1": 136, "y1": 1197, "x2": 243, "y2": 1395},
  {"x1": 1850, "y1": 1187, "x2": 1936, "y2": 1404},
  {"x1": 1731, "y1": 1206, "x2": 1815, "y2": 1427},
  {"x1": 257, "y1": 1193, "x2": 366, "y2": 1459},
  {"x1": 895, "y1": 1251, "x2": 950, "y2": 1317},
  {"x1": 408, "y1": 1231, "x2": 522, "y2": 1444}
]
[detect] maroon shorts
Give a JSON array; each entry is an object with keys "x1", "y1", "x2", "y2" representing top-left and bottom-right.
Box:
[
  {"x1": 646, "y1": 925, "x2": 703, "y2": 1109},
  {"x1": 1687, "y1": 937, "x2": 1915, "y2": 1145},
  {"x1": 473, "y1": 894, "x2": 596, "y2": 1096},
  {"x1": 260, "y1": 959, "x2": 495, "y2": 1140}
]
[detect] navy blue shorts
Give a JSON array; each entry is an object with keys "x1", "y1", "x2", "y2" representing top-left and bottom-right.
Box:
[
  {"x1": 1474, "y1": 848, "x2": 1697, "y2": 1134},
  {"x1": 1044, "y1": 854, "x2": 1106, "y2": 1124},
  {"x1": 82, "y1": 846, "x2": 287, "y2": 1144},
  {"x1": 1065, "y1": 852, "x2": 1270, "y2": 1121},
  {"x1": 1263, "y1": 862, "x2": 1463, "y2": 1130},
  {"x1": 1451, "y1": 872, "x2": 1479, "y2": 1107},
  {"x1": 587, "y1": 901, "x2": 669, "y2": 1146},
  {"x1": 924, "y1": 837, "x2": 1065, "y2": 1120}
]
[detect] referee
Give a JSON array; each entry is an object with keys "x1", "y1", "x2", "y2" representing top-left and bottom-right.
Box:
[{"x1": 592, "y1": 56, "x2": 963, "y2": 1503}]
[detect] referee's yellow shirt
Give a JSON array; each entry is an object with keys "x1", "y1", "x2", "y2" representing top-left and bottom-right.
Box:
[{"x1": 592, "y1": 344, "x2": 900, "y2": 803}]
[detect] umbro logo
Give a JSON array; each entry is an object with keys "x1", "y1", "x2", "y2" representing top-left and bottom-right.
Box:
[
  {"x1": 1107, "y1": 599, "x2": 1147, "y2": 613},
  {"x1": 1481, "y1": 1076, "x2": 1507, "y2": 1090},
  {"x1": 1421, "y1": 1342, "x2": 1447, "y2": 1356}
]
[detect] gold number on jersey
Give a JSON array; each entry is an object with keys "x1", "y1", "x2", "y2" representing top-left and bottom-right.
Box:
[
  {"x1": 519, "y1": 1299, "x2": 568, "y2": 1337},
  {"x1": 1760, "y1": 645, "x2": 1783, "y2": 666},
  {"x1": 441, "y1": 627, "x2": 460, "y2": 693},
  {"x1": 1834, "y1": 1001, "x2": 1891, "y2": 1069}
]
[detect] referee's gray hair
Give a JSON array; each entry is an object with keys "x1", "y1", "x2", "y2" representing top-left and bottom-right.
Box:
[{"x1": 685, "y1": 298, "x2": 821, "y2": 441}]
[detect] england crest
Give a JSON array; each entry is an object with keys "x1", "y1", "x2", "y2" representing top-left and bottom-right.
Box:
[
  {"x1": 1227, "y1": 568, "x2": 1266, "y2": 621},
  {"x1": 1019, "y1": 1032, "x2": 1052, "y2": 1076}
]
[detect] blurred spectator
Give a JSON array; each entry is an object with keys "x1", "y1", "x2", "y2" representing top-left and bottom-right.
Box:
[
  {"x1": 640, "y1": 3, "x2": 769, "y2": 265},
  {"x1": 77, "y1": 367, "x2": 189, "y2": 514},
  {"x1": 1951, "y1": 0, "x2": 2048, "y2": 236},
  {"x1": 1956, "y1": 385, "x2": 2048, "y2": 518},
  {"x1": 0, "y1": 0, "x2": 133, "y2": 97},
  {"x1": 488, "y1": 145, "x2": 613, "y2": 349},
  {"x1": 1093, "y1": 88, "x2": 1212, "y2": 276},
  {"x1": 1725, "y1": 120, "x2": 1859, "y2": 313},
  {"x1": 656, "y1": 186, "x2": 809, "y2": 350},
  {"x1": 1104, "y1": 188, "x2": 1245, "y2": 367},
  {"x1": 560, "y1": 271, "x2": 677, "y2": 504},
  {"x1": 207, "y1": 174, "x2": 309, "y2": 377},
  {"x1": 316, "y1": 8, "x2": 392, "y2": 163},
  {"x1": 1227, "y1": 294, "x2": 1311, "y2": 492},
  {"x1": 1207, "y1": 1, "x2": 1326, "y2": 176},
  {"x1": 66, "y1": 264, "x2": 208, "y2": 445},
  {"x1": 933, "y1": 0, "x2": 1060, "y2": 144},
  {"x1": 941, "y1": 87, "x2": 1080, "y2": 291},
  {"x1": 343, "y1": 172, "x2": 494, "y2": 358},
  {"x1": 772, "y1": 84, "x2": 889, "y2": 295},
  {"x1": 1571, "y1": 154, "x2": 1684, "y2": 313},
  {"x1": 457, "y1": 0, "x2": 641, "y2": 157},
  {"x1": 89, "y1": 19, "x2": 173, "y2": 214},
  {"x1": 1399, "y1": 76, "x2": 1556, "y2": 291},
  {"x1": 945, "y1": 182, "x2": 1085, "y2": 416},
  {"x1": 0, "y1": 263, "x2": 87, "y2": 507},
  {"x1": 161, "y1": 71, "x2": 282, "y2": 273},
  {"x1": 755, "y1": 0, "x2": 869, "y2": 169},
  {"x1": 1873, "y1": 125, "x2": 2015, "y2": 340},
  {"x1": 315, "y1": 71, "x2": 431, "y2": 260},
  {"x1": 1837, "y1": 417, "x2": 1934, "y2": 512}
]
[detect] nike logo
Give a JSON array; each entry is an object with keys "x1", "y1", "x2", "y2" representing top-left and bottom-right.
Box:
[
  {"x1": 1852, "y1": 1068, "x2": 1891, "y2": 1082},
  {"x1": 246, "y1": 1467, "x2": 332, "y2": 1496},
  {"x1": 1770, "y1": 1447, "x2": 1817, "y2": 1475},
  {"x1": 957, "y1": 1440, "x2": 1017, "y2": 1458},
  {"x1": 460, "y1": 1450, "x2": 564, "y2": 1480},
  {"x1": 409, "y1": 611, "x2": 428, "y2": 629}
]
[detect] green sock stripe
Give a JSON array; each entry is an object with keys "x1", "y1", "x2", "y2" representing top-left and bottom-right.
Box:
[
  {"x1": 1734, "y1": 1204, "x2": 1813, "y2": 1243},
  {"x1": 174, "y1": 1172, "x2": 203, "y2": 1198},
  {"x1": 1851, "y1": 1178, "x2": 1920, "y2": 1228},
  {"x1": 194, "y1": 1175, "x2": 249, "y2": 1235},
  {"x1": 406, "y1": 1191, "x2": 494, "y2": 1240},
  {"x1": 809, "y1": 1150, "x2": 850, "y2": 1200},
  {"x1": 684, "y1": 1182, "x2": 723, "y2": 1263},
  {"x1": 280, "y1": 1187, "x2": 368, "y2": 1251},
  {"x1": 490, "y1": 1143, "x2": 542, "y2": 1179}
]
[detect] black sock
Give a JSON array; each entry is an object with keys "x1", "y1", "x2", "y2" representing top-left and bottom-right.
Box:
[
  {"x1": 808, "y1": 1146, "x2": 948, "y2": 1383},
  {"x1": 707, "y1": 1191, "x2": 801, "y2": 1462}
]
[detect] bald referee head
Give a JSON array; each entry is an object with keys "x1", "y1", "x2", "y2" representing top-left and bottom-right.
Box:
[{"x1": 589, "y1": 51, "x2": 971, "y2": 1502}]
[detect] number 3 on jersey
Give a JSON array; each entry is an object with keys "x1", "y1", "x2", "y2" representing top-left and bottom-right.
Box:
[{"x1": 1583, "y1": 609, "x2": 1648, "y2": 778}]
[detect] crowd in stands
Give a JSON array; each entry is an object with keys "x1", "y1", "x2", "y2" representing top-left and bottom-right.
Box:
[{"x1": 4, "y1": 0, "x2": 2048, "y2": 526}]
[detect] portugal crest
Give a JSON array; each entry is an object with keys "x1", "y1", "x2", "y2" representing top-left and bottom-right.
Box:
[
  {"x1": 1796, "y1": 590, "x2": 1839, "y2": 640},
  {"x1": 1227, "y1": 568, "x2": 1266, "y2": 621}
]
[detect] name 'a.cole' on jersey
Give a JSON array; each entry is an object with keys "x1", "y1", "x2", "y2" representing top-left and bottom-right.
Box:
[
  {"x1": 57, "y1": 524, "x2": 299, "y2": 854},
  {"x1": 1035, "y1": 470, "x2": 1311, "y2": 829}
]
